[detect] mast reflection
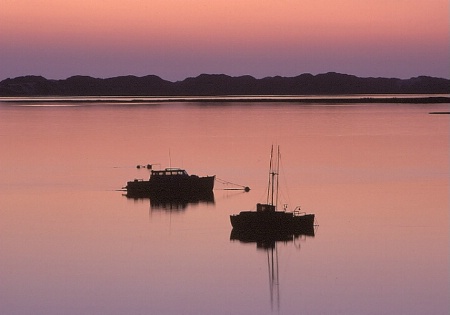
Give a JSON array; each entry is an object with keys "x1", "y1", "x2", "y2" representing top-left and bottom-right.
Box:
[{"x1": 231, "y1": 226, "x2": 315, "y2": 311}]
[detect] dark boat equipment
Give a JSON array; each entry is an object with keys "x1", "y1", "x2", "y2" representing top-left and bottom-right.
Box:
[{"x1": 215, "y1": 177, "x2": 250, "y2": 192}]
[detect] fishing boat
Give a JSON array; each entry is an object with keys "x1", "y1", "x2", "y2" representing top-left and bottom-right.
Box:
[
  {"x1": 230, "y1": 146, "x2": 315, "y2": 232},
  {"x1": 125, "y1": 167, "x2": 215, "y2": 197}
]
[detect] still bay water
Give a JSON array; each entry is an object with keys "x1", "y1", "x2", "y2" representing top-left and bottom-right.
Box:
[{"x1": 0, "y1": 98, "x2": 448, "y2": 315}]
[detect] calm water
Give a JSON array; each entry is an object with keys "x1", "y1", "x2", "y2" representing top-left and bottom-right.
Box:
[{"x1": 0, "y1": 99, "x2": 448, "y2": 315}]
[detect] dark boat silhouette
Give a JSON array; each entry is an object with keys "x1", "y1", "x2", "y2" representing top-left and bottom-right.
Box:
[
  {"x1": 125, "y1": 167, "x2": 215, "y2": 198},
  {"x1": 230, "y1": 146, "x2": 315, "y2": 233}
]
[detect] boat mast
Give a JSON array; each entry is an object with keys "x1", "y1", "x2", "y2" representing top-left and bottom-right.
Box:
[
  {"x1": 267, "y1": 145, "x2": 274, "y2": 205},
  {"x1": 267, "y1": 145, "x2": 280, "y2": 209},
  {"x1": 275, "y1": 146, "x2": 280, "y2": 209}
]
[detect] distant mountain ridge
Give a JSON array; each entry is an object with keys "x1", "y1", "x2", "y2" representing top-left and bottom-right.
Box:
[{"x1": 0, "y1": 72, "x2": 449, "y2": 96}]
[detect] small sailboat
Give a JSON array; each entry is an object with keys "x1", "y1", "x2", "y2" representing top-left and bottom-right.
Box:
[{"x1": 230, "y1": 146, "x2": 315, "y2": 233}]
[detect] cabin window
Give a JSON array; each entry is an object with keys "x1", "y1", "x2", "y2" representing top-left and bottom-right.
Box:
[{"x1": 153, "y1": 169, "x2": 187, "y2": 176}]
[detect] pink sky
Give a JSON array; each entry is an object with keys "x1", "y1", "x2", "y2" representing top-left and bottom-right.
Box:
[{"x1": 1, "y1": 0, "x2": 449, "y2": 81}]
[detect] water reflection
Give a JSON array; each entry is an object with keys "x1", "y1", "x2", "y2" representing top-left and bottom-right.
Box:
[
  {"x1": 2, "y1": 102, "x2": 448, "y2": 315},
  {"x1": 125, "y1": 190, "x2": 215, "y2": 211},
  {"x1": 231, "y1": 227, "x2": 316, "y2": 311},
  {"x1": 230, "y1": 226, "x2": 315, "y2": 249}
]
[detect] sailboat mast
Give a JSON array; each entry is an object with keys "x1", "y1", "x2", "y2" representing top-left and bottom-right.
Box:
[
  {"x1": 271, "y1": 155, "x2": 275, "y2": 207},
  {"x1": 267, "y1": 145, "x2": 274, "y2": 205},
  {"x1": 275, "y1": 146, "x2": 280, "y2": 209},
  {"x1": 267, "y1": 145, "x2": 280, "y2": 209}
]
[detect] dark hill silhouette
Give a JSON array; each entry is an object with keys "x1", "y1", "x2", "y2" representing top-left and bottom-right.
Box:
[
  {"x1": 58, "y1": 75, "x2": 172, "y2": 95},
  {"x1": 0, "y1": 72, "x2": 448, "y2": 96}
]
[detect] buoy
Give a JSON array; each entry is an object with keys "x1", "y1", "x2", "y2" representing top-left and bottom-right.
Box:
[{"x1": 244, "y1": 186, "x2": 250, "y2": 192}]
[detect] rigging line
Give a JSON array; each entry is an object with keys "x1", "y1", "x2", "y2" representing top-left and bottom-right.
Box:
[
  {"x1": 278, "y1": 150, "x2": 292, "y2": 206},
  {"x1": 215, "y1": 177, "x2": 250, "y2": 191},
  {"x1": 215, "y1": 177, "x2": 245, "y2": 187}
]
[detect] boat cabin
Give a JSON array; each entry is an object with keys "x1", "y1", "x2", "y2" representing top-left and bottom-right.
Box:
[
  {"x1": 257, "y1": 203, "x2": 276, "y2": 212},
  {"x1": 151, "y1": 168, "x2": 189, "y2": 177}
]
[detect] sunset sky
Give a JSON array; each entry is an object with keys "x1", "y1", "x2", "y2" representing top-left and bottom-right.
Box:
[{"x1": 1, "y1": 0, "x2": 449, "y2": 81}]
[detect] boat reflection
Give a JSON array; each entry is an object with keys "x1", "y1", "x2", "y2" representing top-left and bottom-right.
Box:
[
  {"x1": 125, "y1": 190, "x2": 215, "y2": 211},
  {"x1": 231, "y1": 226, "x2": 315, "y2": 311},
  {"x1": 230, "y1": 225, "x2": 315, "y2": 249}
]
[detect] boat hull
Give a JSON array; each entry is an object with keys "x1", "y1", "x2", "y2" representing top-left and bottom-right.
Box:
[
  {"x1": 230, "y1": 211, "x2": 315, "y2": 232},
  {"x1": 126, "y1": 175, "x2": 215, "y2": 197}
]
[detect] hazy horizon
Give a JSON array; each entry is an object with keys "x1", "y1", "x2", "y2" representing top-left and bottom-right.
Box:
[{"x1": 1, "y1": 0, "x2": 449, "y2": 81}]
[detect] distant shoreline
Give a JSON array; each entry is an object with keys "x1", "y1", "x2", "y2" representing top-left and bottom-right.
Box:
[
  {"x1": 1, "y1": 73, "x2": 449, "y2": 97},
  {"x1": 1, "y1": 96, "x2": 449, "y2": 104}
]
